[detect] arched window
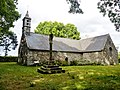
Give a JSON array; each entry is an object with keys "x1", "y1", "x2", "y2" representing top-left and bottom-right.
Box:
[{"x1": 109, "y1": 47, "x2": 112, "y2": 56}]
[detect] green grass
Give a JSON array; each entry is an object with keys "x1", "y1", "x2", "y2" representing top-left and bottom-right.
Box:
[{"x1": 0, "y1": 62, "x2": 120, "y2": 90}]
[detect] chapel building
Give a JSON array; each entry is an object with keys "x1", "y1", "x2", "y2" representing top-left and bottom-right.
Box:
[{"x1": 18, "y1": 11, "x2": 118, "y2": 66}]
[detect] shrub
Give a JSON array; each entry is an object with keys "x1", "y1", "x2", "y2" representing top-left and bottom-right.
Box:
[
  {"x1": 61, "y1": 60, "x2": 69, "y2": 66},
  {"x1": 70, "y1": 60, "x2": 79, "y2": 66},
  {"x1": 53, "y1": 60, "x2": 69, "y2": 66},
  {"x1": 0, "y1": 56, "x2": 18, "y2": 62}
]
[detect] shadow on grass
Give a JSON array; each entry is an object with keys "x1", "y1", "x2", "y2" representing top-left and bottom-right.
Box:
[{"x1": 83, "y1": 75, "x2": 120, "y2": 90}]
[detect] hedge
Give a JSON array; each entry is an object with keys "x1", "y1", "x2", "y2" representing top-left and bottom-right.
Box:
[{"x1": 0, "y1": 56, "x2": 18, "y2": 62}]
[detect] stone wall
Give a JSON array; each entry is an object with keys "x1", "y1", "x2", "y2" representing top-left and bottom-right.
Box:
[
  {"x1": 102, "y1": 36, "x2": 118, "y2": 65},
  {"x1": 26, "y1": 50, "x2": 50, "y2": 65},
  {"x1": 82, "y1": 51, "x2": 104, "y2": 65},
  {"x1": 26, "y1": 49, "x2": 116, "y2": 66},
  {"x1": 54, "y1": 52, "x2": 83, "y2": 63},
  {"x1": 20, "y1": 48, "x2": 118, "y2": 66},
  {"x1": 26, "y1": 50, "x2": 83, "y2": 65}
]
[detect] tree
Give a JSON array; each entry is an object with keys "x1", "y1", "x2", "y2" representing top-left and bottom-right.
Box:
[
  {"x1": 97, "y1": 0, "x2": 120, "y2": 32},
  {"x1": 34, "y1": 21, "x2": 80, "y2": 40},
  {"x1": 66, "y1": 0, "x2": 120, "y2": 31},
  {"x1": 66, "y1": 0, "x2": 83, "y2": 14},
  {"x1": 0, "y1": 0, "x2": 20, "y2": 55},
  {"x1": 118, "y1": 52, "x2": 120, "y2": 63},
  {"x1": 0, "y1": 31, "x2": 18, "y2": 56},
  {"x1": 0, "y1": 0, "x2": 20, "y2": 37}
]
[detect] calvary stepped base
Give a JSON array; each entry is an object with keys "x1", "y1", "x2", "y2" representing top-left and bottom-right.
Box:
[{"x1": 37, "y1": 65, "x2": 65, "y2": 74}]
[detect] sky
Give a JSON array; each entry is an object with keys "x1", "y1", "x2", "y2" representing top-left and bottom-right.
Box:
[{"x1": 0, "y1": 0, "x2": 120, "y2": 56}]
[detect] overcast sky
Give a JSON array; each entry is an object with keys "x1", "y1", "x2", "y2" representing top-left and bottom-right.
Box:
[{"x1": 1, "y1": 0, "x2": 120, "y2": 56}]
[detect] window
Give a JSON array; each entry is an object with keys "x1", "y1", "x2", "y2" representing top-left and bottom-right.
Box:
[
  {"x1": 109, "y1": 47, "x2": 112, "y2": 56},
  {"x1": 27, "y1": 19, "x2": 30, "y2": 22},
  {"x1": 27, "y1": 23, "x2": 29, "y2": 25}
]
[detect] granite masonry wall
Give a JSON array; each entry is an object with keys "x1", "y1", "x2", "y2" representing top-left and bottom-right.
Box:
[
  {"x1": 23, "y1": 49, "x2": 118, "y2": 66},
  {"x1": 25, "y1": 50, "x2": 83, "y2": 65}
]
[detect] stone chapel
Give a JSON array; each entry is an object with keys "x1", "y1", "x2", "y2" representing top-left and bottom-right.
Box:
[{"x1": 18, "y1": 11, "x2": 118, "y2": 66}]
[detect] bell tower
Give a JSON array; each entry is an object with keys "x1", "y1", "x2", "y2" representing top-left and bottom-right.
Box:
[{"x1": 22, "y1": 11, "x2": 31, "y2": 35}]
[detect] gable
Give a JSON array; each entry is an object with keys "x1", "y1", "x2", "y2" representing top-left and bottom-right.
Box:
[
  {"x1": 25, "y1": 33, "x2": 110, "y2": 52},
  {"x1": 104, "y1": 34, "x2": 117, "y2": 51},
  {"x1": 80, "y1": 34, "x2": 109, "y2": 52}
]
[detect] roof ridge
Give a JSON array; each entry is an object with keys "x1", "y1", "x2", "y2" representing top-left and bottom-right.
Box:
[
  {"x1": 81, "y1": 34, "x2": 109, "y2": 41},
  {"x1": 30, "y1": 32, "x2": 80, "y2": 41}
]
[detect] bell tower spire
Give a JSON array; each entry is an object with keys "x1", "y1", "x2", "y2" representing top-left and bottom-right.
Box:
[{"x1": 22, "y1": 11, "x2": 31, "y2": 35}]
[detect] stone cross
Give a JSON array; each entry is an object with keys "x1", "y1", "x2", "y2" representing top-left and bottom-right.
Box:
[
  {"x1": 37, "y1": 33, "x2": 65, "y2": 74},
  {"x1": 49, "y1": 33, "x2": 53, "y2": 64}
]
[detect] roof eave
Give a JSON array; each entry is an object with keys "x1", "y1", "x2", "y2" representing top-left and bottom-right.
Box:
[{"x1": 28, "y1": 48, "x2": 103, "y2": 53}]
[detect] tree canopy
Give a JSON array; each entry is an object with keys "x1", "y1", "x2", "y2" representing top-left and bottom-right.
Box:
[
  {"x1": 0, "y1": 0, "x2": 20, "y2": 35},
  {"x1": 34, "y1": 21, "x2": 80, "y2": 40},
  {"x1": 0, "y1": 31, "x2": 18, "y2": 56},
  {"x1": 66, "y1": 0, "x2": 120, "y2": 31},
  {"x1": 0, "y1": 0, "x2": 20, "y2": 55}
]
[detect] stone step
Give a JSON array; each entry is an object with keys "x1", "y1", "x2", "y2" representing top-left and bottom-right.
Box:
[
  {"x1": 37, "y1": 68, "x2": 65, "y2": 74},
  {"x1": 41, "y1": 66, "x2": 62, "y2": 70},
  {"x1": 43, "y1": 65, "x2": 59, "y2": 68},
  {"x1": 37, "y1": 65, "x2": 65, "y2": 74}
]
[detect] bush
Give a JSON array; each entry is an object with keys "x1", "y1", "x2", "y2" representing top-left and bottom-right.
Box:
[
  {"x1": 53, "y1": 60, "x2": 69, "y2": 66},
  {"x1": 70, "y1": 60, "x2": 79, "y2": 66},
  {"x1": 0, "y1": 56, "x2": 18, "y2": 62}
]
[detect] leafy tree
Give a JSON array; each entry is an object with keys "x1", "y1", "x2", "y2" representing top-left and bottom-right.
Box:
[
  {"x1": 66, "y1": 0, "x2": 120, "y2": 31},
  {"x1": 0, "y1": 0, "x2": 20, "y2": 55},
  {"x1": 0, "y1": 0, "x2": 20, "y2": 37},
  {"x1": 34, "y1": 21, "x2": 80, "y2": 40},
  {"x1": 118, "y1": 52, "x2": 120, "y2": 63},
  {"x1": 97, "y1": 0, "x2": 120, "y2": 31},
  {"x1": 0, "y1": 31, "x2": 18, "y2": 56},
  {"x1": 66, "y1": 0, "x2": 83, "y2": 14}
]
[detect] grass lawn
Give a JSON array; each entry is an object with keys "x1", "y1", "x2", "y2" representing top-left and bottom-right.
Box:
[{"x1": 0, "y1": 62, "x2": 120, "y2": 90}]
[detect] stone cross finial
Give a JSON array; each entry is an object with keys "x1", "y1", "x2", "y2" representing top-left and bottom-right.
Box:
[{"x1": 25, "y1": 11, "x2": 29, "y2": 17}]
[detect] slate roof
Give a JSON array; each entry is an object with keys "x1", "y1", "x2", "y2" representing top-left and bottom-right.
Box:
[
  {"x1": 79, "y1": 34, "x2": 109, "y2": 52},
  {"x1": 25, "y1": 32, "x2": 109, "y2": 52}
]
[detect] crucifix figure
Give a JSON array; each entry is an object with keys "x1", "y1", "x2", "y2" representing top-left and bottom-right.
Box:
[{"x1": 49, "y1": 33, "x2": 53, "y2": 64}]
